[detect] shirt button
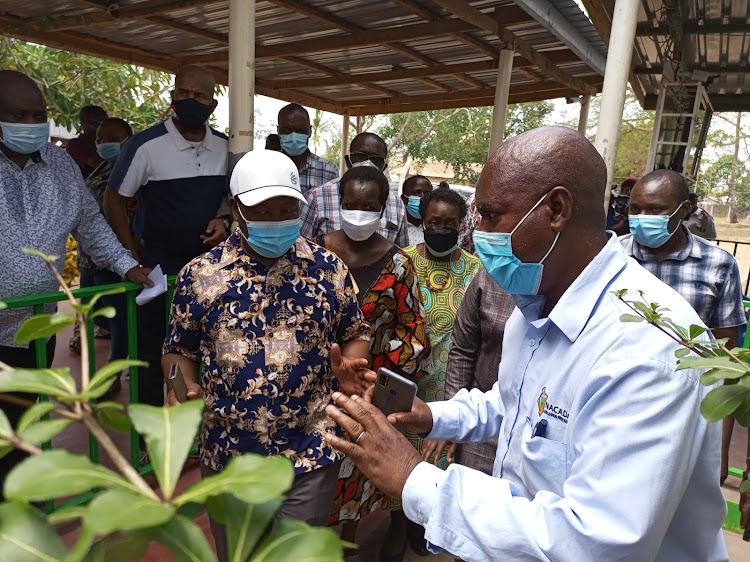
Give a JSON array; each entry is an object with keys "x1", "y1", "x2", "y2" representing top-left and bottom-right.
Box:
[{"x1": 528, "y1": 339, "x2": 535, "y2": 347}]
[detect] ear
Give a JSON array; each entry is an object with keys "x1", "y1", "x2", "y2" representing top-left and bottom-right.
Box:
[
  {"x1": 170, "y1": 90, "x2": 175, "y2": 103},
  {"x1": 401, "y1": 193, "x2": 408, "y2": 204},
  {"x1": 230, "y1": 197, "x2": 241, "y2": 223},
  {"x1": 680, "y1": 199, "x2": 691, "y2": 220},
  {"x1": 344, "y1": 155, "x2": 352, "y2": 169},
  {"x1": 547, "y1": 186, "x2": 573, "y2": 232}
]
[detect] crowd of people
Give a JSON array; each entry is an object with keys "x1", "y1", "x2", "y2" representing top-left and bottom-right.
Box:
[{"x1": 0, "y1": 64, "x2": 748, "y2": 561}]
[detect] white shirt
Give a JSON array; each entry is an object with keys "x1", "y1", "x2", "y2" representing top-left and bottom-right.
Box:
[
  {"x1": 402, "y1": 235, "x2": 728, "y2": 561},
  {"x1": 407, "y1": 222, "x2": 424, "y2": 245}
]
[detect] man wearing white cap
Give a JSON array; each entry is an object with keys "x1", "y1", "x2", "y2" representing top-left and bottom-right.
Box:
[{"x1": 161, "y1": 149, "x2": 372, "y2": 560}]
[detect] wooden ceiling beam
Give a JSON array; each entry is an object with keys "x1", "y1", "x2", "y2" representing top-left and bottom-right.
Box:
[
  {"x1": 429, "y1": 0, "x2": 596, "y2": 95},
  {"x1": 347, "y1": 86, "x2": 591, "y2": 115},
  {"x1": 1, "y1": 0, "x2": 223, "y2": 34},
  {"x1": 579, "y1": 0, "x2": 645, "y2": 106}
]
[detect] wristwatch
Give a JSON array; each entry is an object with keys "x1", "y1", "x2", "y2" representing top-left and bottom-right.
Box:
[{"x1": 221, "y1": 216, "x2": 231, "y2": 231}]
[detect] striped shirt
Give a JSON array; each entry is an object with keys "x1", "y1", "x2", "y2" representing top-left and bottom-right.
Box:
[
  {"x1": 620, "y1": 228, "x2": 746, "y2": 329},
  {"x1": 297, "y1": 151, "x2": 338, "y2": 195}
]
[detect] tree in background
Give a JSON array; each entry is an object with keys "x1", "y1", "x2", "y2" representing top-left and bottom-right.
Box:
[{"x1": 1, "y1": 36, "x2": 173, "y2": 132}]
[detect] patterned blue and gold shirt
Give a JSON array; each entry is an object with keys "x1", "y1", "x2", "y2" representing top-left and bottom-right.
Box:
[{"x1": 164, "y1": 230, "x2": 370, "y2": 474}]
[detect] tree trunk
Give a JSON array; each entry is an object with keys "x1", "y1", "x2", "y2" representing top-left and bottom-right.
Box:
[
  {"x1": 728, "y1": 112, "x2": 741, "y2": 224},
  {"x1": 399, "y1": 152, "x2": 413, "y2": 188}
]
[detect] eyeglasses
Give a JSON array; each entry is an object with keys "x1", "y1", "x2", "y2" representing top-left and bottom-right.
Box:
[{"x1": 348, "y1": 151, "x2": 386, "y2": 170}]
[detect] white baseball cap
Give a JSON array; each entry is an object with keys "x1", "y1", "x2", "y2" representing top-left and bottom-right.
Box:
[{"x1": 230, "y1": 149, "x2": 307, "y2": 207}]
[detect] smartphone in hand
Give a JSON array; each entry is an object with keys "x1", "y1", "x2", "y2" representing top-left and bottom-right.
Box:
[
  {"x1": 167, "y1": 363, "x2": 189, "y2": 403},
  {"x1": 372, "y1": 368, "x2": 417, "y2": 427}
]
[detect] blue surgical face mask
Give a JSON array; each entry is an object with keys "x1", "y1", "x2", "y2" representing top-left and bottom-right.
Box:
[
  {"x1": 473, "y1": 193, "x2": 560, "y2": 296},
  {"x1": 406, "y1": 196, "x2": 421, "y2": 219},
  {"x1": 238, "y1": 208, "x2": 300, "y2": 258},
  {"x1": 280, "y1": 132, "x2": 309, "y2": 157},
  {"x1": 96, "y1": 142, "x2": 121, "y2": 162},
  {"x1": 0, "y1": 121, "x2": 49, "y2": 154},
  {"x1": 628, "y1": 205, "x2": 684, "y2": 248}
]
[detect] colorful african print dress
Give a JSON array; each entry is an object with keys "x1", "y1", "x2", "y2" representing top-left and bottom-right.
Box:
[{"x1": 326, "y1": 247, "x2": 431, "y2": 524}]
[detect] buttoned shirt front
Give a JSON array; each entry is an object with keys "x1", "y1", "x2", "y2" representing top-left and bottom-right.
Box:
[
  {"x1": 402, "y1": 235, "x2": 727, "y2": 561},
  {"x1": 620, "y1": 228, "x2": 745, "y2": 329},
  {"x1": 0, "y1": 145, "x2": 137, "y2": 347},
  {"x1": 300, "y1": 178, "x2": 409, "y2": 247},
  {"x1": 164, "y1": 231, "x2": 370, "y2": 474},
  {"x1": 297, "y1": 151, "x2": 338, "y2": 195}
]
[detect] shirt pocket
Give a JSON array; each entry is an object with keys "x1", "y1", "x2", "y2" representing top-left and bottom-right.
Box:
[{"x1": 519, "y1": 416, "x2": 568, "y2": 496}]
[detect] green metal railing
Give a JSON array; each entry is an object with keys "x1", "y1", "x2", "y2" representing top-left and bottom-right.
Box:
[{"x1": 2, "y1": 277, "x2": 176, "y2": 512}]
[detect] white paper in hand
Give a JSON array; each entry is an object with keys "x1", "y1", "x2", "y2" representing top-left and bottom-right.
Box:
[{"x1": 135, "y1": 264, "x2": 168, "y2": 306}]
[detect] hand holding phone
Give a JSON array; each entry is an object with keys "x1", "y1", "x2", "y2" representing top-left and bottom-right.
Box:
[
  {"x1": 167, "y1": 363, "x2": 189, "y2": 403},
  {"x1": 372, "y1": 368, "x2": 417, "y2": 422}
]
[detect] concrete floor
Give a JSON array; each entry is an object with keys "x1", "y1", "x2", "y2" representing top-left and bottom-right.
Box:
[{"x1": 42, "y1": 304, "x2": 748, "y2": 560}]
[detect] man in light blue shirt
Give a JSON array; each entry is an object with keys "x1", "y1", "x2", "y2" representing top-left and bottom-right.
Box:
[{"x1": 325, "y1": 127, "x2": 727, "y2": 561}]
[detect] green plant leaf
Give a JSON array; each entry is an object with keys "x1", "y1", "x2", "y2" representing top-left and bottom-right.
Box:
[
  {"x1": 145, "y1": 515, "x2": 217, "y2": 562},
  {"x1": 175, "y1": 453, "x2": 293, "y2": 507},
  {"x1": 0, "y1": 367, "x2": 77, "y2": 397},
  {"x1": 0, "y1": 301, "x2": 6, "y2": 310},
  {"x1": 17, "y1": 402, "x2": 57, "y2": 433},
  {"x1": 47, "y1": 505, "x2": 88, "y2": 525},
  {"x1": 86, "y1": 534, "x2": 150, "y2": 562},
  {"x1": 85, "y1": 286, "x2": 126, "y2": 311},
  {"x1": 83, "y1": 488, "x2": 175, "y2": 534},
  {"x1": 14, "y1": 312, "x2": 75, "y2": 344},
  {"x1": 689, "y1": 324, "x2": 707, "y2": 340},
  {"x1": 700, "y1": 384, "x2": 750, "y2": 422},
  {"x1": 251, "y1": 519, "x2": 343, "y2": 562},
  {"x1": 699, "y1": 368, "x2": 727, "y2": 386},
  {"x1": 22, "y1": 247, "x2": 59, "y2": 261},
  {"x1": 619, "y1": 314, "x2": 643, "y2": 323},
  {"x1": 733, "y1": 399, "x2": 750, "y2": 426},
  {"x1": 65, "y1": 523, "x2": 95, "y2": 562},
  {"x1": 207, "y1": 495, "x2": 282, "y2": 562},
  {"x1": 0, "y1": 407, "x2": 12, "y2": 435},
  {"x1": 0, "y1": 501, "x2": 68, "y2": 561},
  {"x1": 89, "y1": 306, "x2": 117, "y2": 320},
  {"x1": 128, "y1": 401, "x2": 203, "y2": 499},
  {"x1": 19, "y1": 418, "x2": 71, "y2": 445},
  {"x1": 83, "y1": 359, "x2": 146, "y2": 400},
  {"x1": 677, "y1": 355, "x2": 749, "y2": 375},
  {"x1": 612, "y1": 288, "x2": 627, "y2": 297},
  {"x1": 674, "y1": 348, "x2": 691, "y2": 358},
  {"x1": 95, "y1": 407, "x2": 132, "y2": 433},
  {"x1": 5, "y1": 450, "x2": 138, "y2": 501}
]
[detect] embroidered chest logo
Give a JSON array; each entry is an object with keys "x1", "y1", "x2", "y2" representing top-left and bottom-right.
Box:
[
  {"x1": 537, "y1": 387, "x2": 548, "y2": 416},
  {"x1": 537, "y1": 386, "x2": 569, "y2": 424}
]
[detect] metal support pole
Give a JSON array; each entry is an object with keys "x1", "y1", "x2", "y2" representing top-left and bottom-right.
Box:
[
  {"x1": 594, "y1": 0, "x2": 639, "y2": 212},
  {"x1": 228, "y1": 0, "x2": 255, "y2": 169},
  {"x1": 489, "y1": 49, "x2": 514, "y2": 155},
  {"x1": 340, "y1": 111, "x2": 350, "y2": 175},
  {"x1": 578, "y1": 95, "x2": 591, "y2": 135}
]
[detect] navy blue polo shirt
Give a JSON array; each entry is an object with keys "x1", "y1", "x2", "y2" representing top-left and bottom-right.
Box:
[{"x1": 109, "y1": 117, "x2": 228, "y2": 274}]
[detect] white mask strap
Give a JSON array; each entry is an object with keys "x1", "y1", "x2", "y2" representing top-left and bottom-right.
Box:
[
  {"x1": 539, "y1": 232, "x2": 560, "y2": 264},
  {"x1": 511, "y1": 192, "x2": 550, "y2": 236}
]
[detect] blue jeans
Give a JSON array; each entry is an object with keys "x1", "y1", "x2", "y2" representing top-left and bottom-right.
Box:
[{"x1": 79, "y1": 267, "x2": 129, "y2": 364}]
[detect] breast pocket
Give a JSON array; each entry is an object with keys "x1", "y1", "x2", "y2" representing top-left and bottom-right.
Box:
[{"x1": 519, "y1": 417, "x2": 569, "y2": 497}]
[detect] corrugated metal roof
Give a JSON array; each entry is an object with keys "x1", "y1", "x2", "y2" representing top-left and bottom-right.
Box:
[{"x1": 0, "y1": 0, "x2": 605, "y2": 115}]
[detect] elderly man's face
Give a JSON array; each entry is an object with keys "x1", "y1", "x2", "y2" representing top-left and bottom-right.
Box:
[
  {"x1": 233, "y1": 195, "x2": 300, "y2": 232},
  {"x1": 278, "y1": 110, "x2": 311, "y2": 137},
  {"x1": 0, "y1": 88, "x2": 47, "y2": 126},
  {"x1": 475, "y1": 163, "x2": 555, "y2": 265}
]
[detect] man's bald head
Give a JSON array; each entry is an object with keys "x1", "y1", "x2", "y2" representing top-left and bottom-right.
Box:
[
  {"x1": 172, "y1": 65, "x2": 217, "y2": 112},
  {"x1": 485, "y1": 126, "x2": 607, "y2": 225},
  {"x1": 0, "y1": 70, "x2": 46, "y2": 122},
  {"x1": 175, "y1": 65, "x2": 215, "y2": 92}
]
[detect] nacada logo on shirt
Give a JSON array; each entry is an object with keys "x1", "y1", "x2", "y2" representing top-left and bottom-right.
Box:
[{"x1": 537, "y1": 386, "x2": 569, "y2": 424}]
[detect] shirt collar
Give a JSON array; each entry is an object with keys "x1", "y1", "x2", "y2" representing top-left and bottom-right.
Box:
[
  {"x1": 216, "y1": 228, "x2": 316, "y2": 269},
  {"x1": 0, "y1": 144, "x2": 45, "y2": 167},
  {"x1": 164, "y1": 117, "x2": 213, "y2": 152},
  {"x1": 515, "y1": 234, "x2": 628, "y2": 342}
]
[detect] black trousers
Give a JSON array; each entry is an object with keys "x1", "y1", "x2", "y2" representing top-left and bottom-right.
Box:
[
  {"x1": 136, "y1": 293, "x2": 168, "y2": 407},
  {"x1": 0, "y1": 337, "x2": 56, "y2": 500}
]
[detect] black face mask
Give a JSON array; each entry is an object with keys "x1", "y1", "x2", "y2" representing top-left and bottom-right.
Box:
[
  {"x1": 171, "y1": 98, "x2": 214, "y2": 133},
  {"x1": 423, "y1": 226, "x2": 459, "y2": 257}
]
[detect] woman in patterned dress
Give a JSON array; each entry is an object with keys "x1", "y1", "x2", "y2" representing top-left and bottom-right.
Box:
[
  {"x1": 313, "y1": 166, "x2": 430, "y2": 556},
  {"x1": 395, "y1": 188, "x2": 482, "y2": 559}
]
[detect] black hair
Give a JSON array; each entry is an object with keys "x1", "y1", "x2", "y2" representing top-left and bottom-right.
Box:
[
  {"x1": 80, "y1": 105, "x2": 106, "y2": 121},
  {"x1": 640, "y1": 169, "x2": 690, "y2": 205},
  {"x1": 420, "y1": 188, "x2": 467, "y2": 221},
  {"x1": 265, "y1": 133, "x2": 281, "y2": 151},
  {"x1": 350, "y1": 132, "x2": 387, "y2": 153},
  {"x1": 339, "y1": 166, "x2": 390, "y2": 207},
  {"x1": 100, "y1": 117, "x2": 133, "y2": 138},
  {"x1": 278, "y1": 103, "x2": 309, "y2": 121},
  {"x1": 402, "y1": 175, "x2": 432, "y2": 196},
  {"x1": 689, "y1": 192, "x2": 699, "y2": 201}
]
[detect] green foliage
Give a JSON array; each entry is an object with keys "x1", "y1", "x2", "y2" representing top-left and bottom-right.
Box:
[
  {"x1": 0, "y1": 36, "x2": 173, "y2": 132},
  {"x1": 0, "y1": 251, "x2": 344, "y2": 561},
  {"x1": 376, "y1": 101, "x2": 554, "y2": 184},
  {"x1": 14, "y1": 312, "x2": 75, "y2": 344}
]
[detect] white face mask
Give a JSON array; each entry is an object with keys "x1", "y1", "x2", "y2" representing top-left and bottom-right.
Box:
[{"x1": 340, "y1": 210, "x2": 381, "y2": 241}]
